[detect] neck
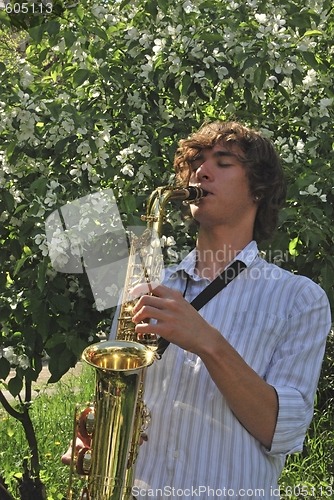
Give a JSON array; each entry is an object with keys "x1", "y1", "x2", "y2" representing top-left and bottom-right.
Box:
[{"x1": 195, "y1": 226, "x2": 253, "y2": 280}]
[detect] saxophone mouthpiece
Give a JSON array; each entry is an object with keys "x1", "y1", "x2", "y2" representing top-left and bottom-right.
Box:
[{"x1": 181, "y1": 186, "x2": 208, "y2": 205}]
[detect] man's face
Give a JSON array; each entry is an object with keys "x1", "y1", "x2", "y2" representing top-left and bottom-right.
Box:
[{"x1": 188, "y1": 142, "x2": 257, "y2": 230}]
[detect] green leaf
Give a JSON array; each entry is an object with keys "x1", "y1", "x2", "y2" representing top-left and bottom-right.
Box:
[
  {"x1": 73, "y1": 4, "x2": 85, "y2": 20},
  {"x1": 145, "y1": 0, "x2": 158, "y2": 18},
  {"x1": 29, "y1": 24, "x2": 45, "y2": 44},
  {"x1": 277, "y1": 85, "x2": 290, "y2": 101},
  {"x1": 289, "y1": 237, "x2": 302, "y2": 256},
  {"x1": 2, "y1": 190, "x2": 15, "y2": 212},
  {"x1": 99, "y1": 65, "x2": 110, "y2": 82},
  {"x1": 7, "y1": 375, "x2": 23, "y2": 397},
  {"x1": 46, "y1": 20, "x2": 60, "y2": 37},
  {"x1": 243, "y1": 87, "x2": 252, "y2": 106},
  {"x1": 30, "y1": 177, "x2": 48, "y2": 196},
  {"x1": 253, "y1": 65, "x2": 266, "y2": 90},
  {"x1": 54, "y1": 137, "x2": 70, "y2": 154},
  {"x1": 31, "y1": 301, "x2": 50, "y2": 337},
  {"x1": 181, "y1": 74, "x2": 192, "y2": 95},
  {"x1": 242, "y1": 58, "x2": 259, "y2": 71},
  {"x1": 66, "y1": 336, "x2": 88, "y2": 357},
  {"x1": 157, "y1": 0, "x2": 169, "y2": 13},
  {"x1": 0, "y1": 358, "x2": 11, "y2": 380},
  {"x1": 320, "y1": 261, "x2": 334, "y2": 291},
  {"x1": 73, "y1": 68, "x2": 91, "y2": 87},
  {"x1": 63, "y1": 29, "x2": 76, "y2": 48},
  {"x1": 45, "y1": 333, "x2": 66, "y2": 349},
  {"x1": 302, "y1": 51, "x2": 320, "y2": 70},
  {"x1": 49, "y1": 294, "x2": 72, "y2": 314},
  {"x1": 0, "y1": 10, "x2": 11, "y2": 27},
  {"x1": 48, "y1": 345, "x2": 76, "y2": 383},
  {"x1": 302, "y1": 30, "x2": 323, "y2": 38},
  {"x1": 45, "y1": 101, "x2": 61, "y2": 120},
  {"x1": 13, "y1": 254, "x2": 30, "y2": 276},
  {"x1": 91, "y1": 26, "x2": 108, "y2": 41},
  {"x1": 121, "y1": 195, "x2": 137, "y2": 214},
  {"x1": 37, "y1": 259, "x2": 49, "y2": 293}
]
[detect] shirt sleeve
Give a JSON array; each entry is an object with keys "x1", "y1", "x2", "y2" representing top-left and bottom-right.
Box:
[{"x1": 264, "y1": 283, "x2": 331, "y2": 456}]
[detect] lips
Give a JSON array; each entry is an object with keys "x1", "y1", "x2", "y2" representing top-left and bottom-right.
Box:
[
  {"x1": 191, "y1": 189, "x2": 211, "y2": 205},
  {"x1": 201, "y1": 188, "x2": 212, "y2": 196}
]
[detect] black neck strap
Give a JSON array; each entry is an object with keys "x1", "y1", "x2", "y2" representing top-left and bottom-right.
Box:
[{"x1": 156, "y1": 259, "x2": 246, "y2": 358}]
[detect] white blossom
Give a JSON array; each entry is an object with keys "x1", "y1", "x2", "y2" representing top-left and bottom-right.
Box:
[
  {"x1": 300, "y1": 184, "x2": 327, "y2": 202},
  {"x1": 216, "y1": 66, "x2": 229, "y2": 79},
  {"x1": 168, "y1": 54, "x2": 181, "y2": 73},
  {"x1": 182, "y1": 0, "x2": 200, "y2": 14},
  {"x1": 255, "y1": 13, "x2": 267, "y2": 24},
  {"x1": 193, "y1": 70, "x2": 206, "y2": 83},
  {"x1": 124, "y1": 27, "x2": 140, "y2": 40},
  {"x1": 20, "y1": 65, "x2": 34, "y2": 88},
  {"x1": 203, "y1": 56, "x2": 215, "y2": 68},
  {"x1": 152, "y1": 38, "x2": 165, "y2": 55},
  {"x1": 121, "y1": 164, "x2": 134, "y2": 177},
  {"x1": 17, "y1": 354, "x2": 30, "y2": 370},
  {"x1": 91, "y1": 4, "x2": 108, "y2": 19},
  {"x1": 319, "y1": 98, "x2": 333, "y2": 117},
  {"x1": 2, "y1": 346, "x2": 18, "y2": 365}
]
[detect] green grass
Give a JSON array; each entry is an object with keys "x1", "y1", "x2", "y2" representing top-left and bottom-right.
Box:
[
  {"x1": 279, "y1": 406, "x2": 334, "y2": 499},
  {"x1": 0, "y1": 367, "x2": 333, "y2": 499},
  {"x1": 0, "y1": 364, "x2": 95, "y2": 500}
]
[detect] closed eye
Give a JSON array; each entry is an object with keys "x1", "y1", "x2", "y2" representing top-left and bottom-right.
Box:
[{"x1": 217, "y1": 162, "x2": 233, "y2": 168}]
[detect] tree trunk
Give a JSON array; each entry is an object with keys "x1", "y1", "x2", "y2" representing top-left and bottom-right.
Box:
[
  {"x1": 15, "y1": 459, "x2": 46, "y2": 500},
  {"x1": 0, "y1": 380, "x2": 47, "y2": 500},
  {"x1": 0, "y1": 476, "x2": 15, "y2": 500}
]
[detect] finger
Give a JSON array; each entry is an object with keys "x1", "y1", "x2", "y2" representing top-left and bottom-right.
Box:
[
  {"x1": 61, "y1": 437, "x2": 86, "y2": 465},
  {"x1": 132, "y1": 294, "x2": 164, "y2": 315},
  {"x1": 133, "y1": 304, "x2": 166, "y2": 324},
  {"x1": 61, "y1": 447, "x2": 72, "y2": 465},
  {"x1": 129, "y1": 281, "x2": 161, "y2": 299},
  {"x1": 130, "y1": 283, "x2": 172, "y2": 299},
  {"x1": 135, "y1": 322, "x2": 160, "y2": 335}
]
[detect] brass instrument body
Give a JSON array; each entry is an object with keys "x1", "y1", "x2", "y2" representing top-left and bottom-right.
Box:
[
  {"x1": 84, "y1": 341, "x2": 155, "y2": 500},
  {"x1": 67, "y1": 186, "x2": 206, "y2": 500}
]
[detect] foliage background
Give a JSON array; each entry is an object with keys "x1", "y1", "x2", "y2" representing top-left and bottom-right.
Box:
[{"x1": 0, "y1": 0, "x2": 333, "y2": 495}]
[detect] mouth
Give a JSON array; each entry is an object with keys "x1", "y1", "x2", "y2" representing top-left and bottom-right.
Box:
[
  {"x1": 201, "y1": 189, "x2": 212, "y2": 197},
  {"x1": 187, "y1": 186, "x2": 212, "y2": 205},
  {"x1": 191, "y1": 190, "x2": 211, "y2": 206},
  {"x1": 191, "y1": 185, "x2": 212, "y2": 196}
]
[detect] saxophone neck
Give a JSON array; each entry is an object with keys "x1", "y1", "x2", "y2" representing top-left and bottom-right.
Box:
[{"x1": 141, "y1": 185, "x2": 207, "y2": 232}]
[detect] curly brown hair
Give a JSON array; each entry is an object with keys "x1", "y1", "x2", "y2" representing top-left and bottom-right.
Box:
[{"x1": 174, "y1": 120, "x2": 286, "y2": 243}]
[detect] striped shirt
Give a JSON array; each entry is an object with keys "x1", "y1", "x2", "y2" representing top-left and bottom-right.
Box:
[{"x1": 132, "y1": 241, "x2": 331, "y2": 499}]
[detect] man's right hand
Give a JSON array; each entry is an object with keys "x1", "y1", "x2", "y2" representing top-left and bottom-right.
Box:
[{"x1": 61, "y1": 436, "x2": 88, "y2": 466}]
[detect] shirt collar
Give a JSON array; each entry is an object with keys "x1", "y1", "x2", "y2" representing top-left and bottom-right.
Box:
[{"x1": 171, "y1": 240, "x2": 259, "y2": 280}]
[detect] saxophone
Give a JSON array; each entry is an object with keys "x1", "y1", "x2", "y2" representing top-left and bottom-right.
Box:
[{"x1": 67, "y1": 186, "x2": 206, "y2": 500}]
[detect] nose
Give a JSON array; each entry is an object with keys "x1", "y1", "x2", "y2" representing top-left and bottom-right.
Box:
[{"x1": 194, "y1": 159, "x2": 213, "y2": 182}]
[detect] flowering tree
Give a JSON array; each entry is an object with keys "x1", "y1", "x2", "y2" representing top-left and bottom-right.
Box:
[{"x1": 0, "y1": 0, "x2": 333, "y2": 496}]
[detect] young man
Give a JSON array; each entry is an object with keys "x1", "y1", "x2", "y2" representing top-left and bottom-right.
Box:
[
  {"x1": 130, "y1": 121, "x2": 331, "y2": 499},
  {"x1": 63, "y1": 121, "x2": 331, "y2": 499}
]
